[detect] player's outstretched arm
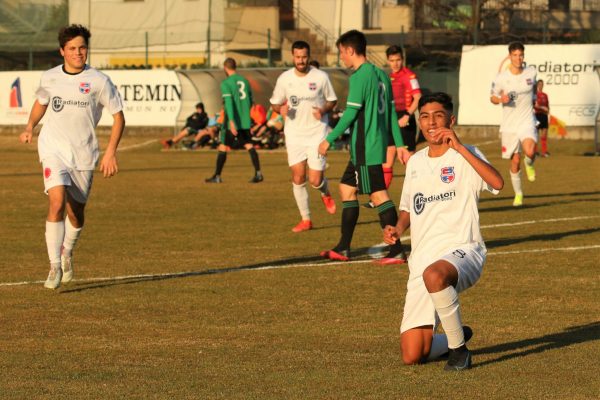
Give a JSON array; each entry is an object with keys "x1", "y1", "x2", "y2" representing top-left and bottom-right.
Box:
[
  {"x1": 100, "y1": 111, "x2": 125, "y2": 178},
  {"x1": 19, "y1": 100, "x2": 47, "y2": 144},
  {"x1": 383, "y1": 210, "x2": 410, "y2": 245}
]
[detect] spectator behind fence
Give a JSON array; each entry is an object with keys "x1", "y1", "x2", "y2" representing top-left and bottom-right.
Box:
[{"x1": 161, "y1": 102, "x2": 208, "y2": 149}]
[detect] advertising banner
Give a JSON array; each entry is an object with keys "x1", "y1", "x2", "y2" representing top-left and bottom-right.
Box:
[
  {"x1": 0, "y1": 70, "x2": 182, "y2": 126},
  {"x1": 458, "y1": 44, "x2": 600, "y2": 127}
]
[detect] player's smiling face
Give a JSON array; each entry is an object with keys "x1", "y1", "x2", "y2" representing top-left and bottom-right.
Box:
[
  {"x1": 387, "y1": 53, "x2": 403, "y2": 73},
  {"x1": 293, "y1": 47, "x2": 309, "y2": 74},
  {"x1": 60, "y1": 35, "x2": 88, "y2": 73},
  {"x1": 418, "y1": 102, "x2": 454, "y2": 145}
]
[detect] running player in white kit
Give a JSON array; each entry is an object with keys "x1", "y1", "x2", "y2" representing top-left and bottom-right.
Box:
[
  {"x1": 19, "y1": 25, "x2": 125, "y2": 289},
  {"x1": 270, "y1": 41, "x2": 338, "y2": 232},
  {"x1": 490, "y1": 41, "x2": 537, "y2": 207},
  {"x1": 383, "y1": 92, "x2": 504, "y2": 371}
]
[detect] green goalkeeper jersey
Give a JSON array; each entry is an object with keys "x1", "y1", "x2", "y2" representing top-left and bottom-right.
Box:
[
  {"x1": 221, "y1": 73, "x2": 253, "y2": 130},
  {"x1": 326, "y1": 62, "x2": 403, "y2": 166}
]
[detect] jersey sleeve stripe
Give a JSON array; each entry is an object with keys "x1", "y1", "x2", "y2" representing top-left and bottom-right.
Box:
[{"x1": 347, "y1": 101, "x2": 362, "y2": 108}]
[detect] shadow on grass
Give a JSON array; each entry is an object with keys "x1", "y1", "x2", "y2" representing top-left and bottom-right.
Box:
[
  {"x1": 473, "y1": 321, "x2": 600, "y2": 368},
  {"x1": 486, "y1": 227, "x2": 600, "y2": 249},
  {"x1": 480, "y1": 196, "x2": 600, "y2": 213},
  {"x1": 480, "y1": 190, "x2": 600, "y2": 203},
  {"x1": 58, "y1": 244, "x2": 405, "y2": 294}
]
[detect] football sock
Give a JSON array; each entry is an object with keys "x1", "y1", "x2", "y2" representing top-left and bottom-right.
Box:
[
  {"x1": 510, "y1": 170, "x2": 522, "y2": 195},
  {"x1": 383, "y1": 167, "x2": 393, "y2": 189},
  {"x1": 377, "y1": 200, "x2": 403, "y2": 256},
  {"x1": 248, "y1": 148, "x2": 261, "y2": 172},
  {"x1": 45, "y1": 220, "x2": 65, "y2": 266},
  {"x1": 429, "y1": 286, "x2": 464, "y2": 349},
  {"x1": 166, "y1": 139, "x2": 173, "y2": 146},
  {"x1": 541, "y1": 135, "x2": 548, "y2": 154},
  {"x1": 292, "y1": 182, "x2": 311, "y2": 220},
  {"x1": 312, "y1": 178, "x2": 330, "y2": 197},
  {"x1": 62, "y1": 216, "x2": 82, "y2": 258},
  {"x1": 524, "y1": 155, "x2": 535, "y2": 166},
  {"x1": 334, "y1": 200, "x2": 359, "y2": 252},
  {"x1": 427, "y1": 334, "x2": 450, "y2": 361},
  {"x1": 215, "y1": 151, "x2": 227, "y2": 175}
]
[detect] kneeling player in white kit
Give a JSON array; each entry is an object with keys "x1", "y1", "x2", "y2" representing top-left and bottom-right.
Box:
[
  {"x1": 383, "y1": 93, "x2": 504, "y2": 370},
  {"x1": 19, "y1": 24, "x2": 125, "y2": 289},
  {"x1": 270, "y1": 41, "x2": 338, "y2": 232}
]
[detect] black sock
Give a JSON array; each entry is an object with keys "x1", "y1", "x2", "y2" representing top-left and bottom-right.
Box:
[
  {"x1": 377, "y1": 200, "x2": 403, "y2": 256},
  {"x1": 334, "y1": 200, "x2": 359, "y2": 252},
  {"x1": 167, "y1": 139, "x2": 173, "y2": 146},
  {"x1": 215, "y1": 151, "x2": 227, "y2": 176},
  {"x1": 248, "y1": 148, "x2": 261, "y2": 172}
]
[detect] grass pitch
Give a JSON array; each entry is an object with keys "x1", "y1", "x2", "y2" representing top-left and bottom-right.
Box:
[{"x1": 1, "y1": 133, "x2": 599, "y2": 399}]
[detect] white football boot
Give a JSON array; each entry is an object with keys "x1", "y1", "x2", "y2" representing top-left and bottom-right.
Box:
[
  {"x1": 44, "y1": 265, "x2": 63, "y2": 289},
  {"x1": 61, "y1": 254, "x2": 74, "y2": 283}
]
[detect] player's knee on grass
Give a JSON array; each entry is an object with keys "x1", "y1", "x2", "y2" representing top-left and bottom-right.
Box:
[{"x1": 401, "y1": 329, "x2": 433, "y2": 365}]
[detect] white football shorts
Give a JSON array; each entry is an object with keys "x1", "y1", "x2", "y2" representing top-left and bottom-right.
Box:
[
  {"x1": 400, "y1": 243, "x2": 486, "y2": 333},
  {"x1": 286, "y1": 141, "x2": 326, "y2": 171},
  {"x1": 42, "y1": 157, "x2": 93, "y2": 204},
  {"x1": 501, "y1": 130, "x2": 538, "y2": 159}
]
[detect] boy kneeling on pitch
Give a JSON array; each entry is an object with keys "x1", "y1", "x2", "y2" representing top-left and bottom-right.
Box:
[{"x1": 383, "y1": 92, "x2": 504, "y2": 371}]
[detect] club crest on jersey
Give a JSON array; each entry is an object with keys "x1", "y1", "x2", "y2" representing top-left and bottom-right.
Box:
[
  {"x1": 308, "y1": 82, "x2": 317, "y2": 91},
  {"x1": 526, "y1": 78, "x2": 533, "y2": 85},
  {"x1": 440, "y1": 166, "x2": 455, "y2": 183},
  {"x1": 79, "y1": 82, "x2": 91, "y2": 94},
  {"x1": 44, "y1": 168, "x2": 52, "y2": 179}
]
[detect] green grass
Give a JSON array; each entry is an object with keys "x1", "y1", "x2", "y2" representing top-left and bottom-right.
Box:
[{"x1": 1, "y1": 133, "x2": 599, "y2": 399}]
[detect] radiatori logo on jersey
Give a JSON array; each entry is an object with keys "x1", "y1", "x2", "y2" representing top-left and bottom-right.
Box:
[
  {"x1": 413, "y1": 190, "x2": 456, "y2": 215},
  {"x1": 51, "y1": 96, "x2": 90, "y2": 113}
]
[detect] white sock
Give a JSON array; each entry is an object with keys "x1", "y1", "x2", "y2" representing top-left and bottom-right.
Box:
[
  {"x1": 45, "y1": 220, "x2": 65, "y2": 265},
  {"x1": 427, "y1": 334, "x2": 449, "y2": 361},
  {"x1": 510, "y1": 170, "x2": 522, "y2": 195},
  {"x1": 312, "y1": 177, "x2": 330, "y2": 197},
  {"x1": 429, "y1": 286, "x2": 464, "y2": 349},
  {"x1": 292, "y1": 182, "x2": 311, "y2": 220},
  {"x1": 63, "y1": 217, "x2": 82, "y2": 258}
]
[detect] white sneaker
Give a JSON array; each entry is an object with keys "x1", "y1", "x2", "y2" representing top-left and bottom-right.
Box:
[
  {"x1": 61, "y1": 254, "x2": 73, "y2": 283},
  {"x1": 44, "y1": 266, "x2": 63, "y2": 289}
]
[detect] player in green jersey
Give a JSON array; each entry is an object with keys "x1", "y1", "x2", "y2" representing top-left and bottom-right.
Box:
[
  {"x1": 318, "y1": 29, "x2": 410, "y2": 263},
  {"x1": 206, "y1": 58, "x2": 263, "y2": 183}
]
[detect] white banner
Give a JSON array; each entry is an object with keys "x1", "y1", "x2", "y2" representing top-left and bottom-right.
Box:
[
  {"x1": 458, "y1": 44, "x2": 600, "y2": 126},
  {"x1": 1, "y1": 69, "x2": 182, "y2": 127}
]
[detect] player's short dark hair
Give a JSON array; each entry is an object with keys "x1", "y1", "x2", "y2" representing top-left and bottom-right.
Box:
[
  {"x1": 336, "y1": 30, "x2": 367, "y2": 56},
  {"x1": 223, "y1": 57, "x2": 237, "y2": 70},
  {"x1": 195, "y1": 102, "x2": 204, "y2": 110},
  {"x1": 58, "y1": 24, "x2": 91, "y2": 48},
  {"x1": 292, "y1": 40, "x2": 310, "y2": 56},
  {"x1": 537, "y1": 79, "x2": 544, "y2": 84},
  {"x1": 309, "y1": 60, "x2": 320, "y2": 69},
  {"x1": 385, "y1": 45, "x2": 403, "y2": 58},
  {"x1": 508, "y1": 41, "x2": 525, "y2": 53},
  {"x1": 418, "y1": 92, "x2": 454, "y2": 113}
]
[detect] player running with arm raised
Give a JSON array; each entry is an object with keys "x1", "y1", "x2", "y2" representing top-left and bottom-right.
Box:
[{"x1": 318, "y1": 29, "x2": 410, "y2": 264}]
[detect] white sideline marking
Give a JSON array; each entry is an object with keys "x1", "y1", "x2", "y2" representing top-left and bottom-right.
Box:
[
  {"x1": 99, "y1": 139, "x2": 157, "y2": 155},
  {"x1": 2, "y1": 245, "x2": 599, "y2": 288}
]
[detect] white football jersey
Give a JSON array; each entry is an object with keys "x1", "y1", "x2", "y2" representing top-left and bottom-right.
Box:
[
  {"x1": 270, "y1": 67, "x2": 337, "y2": 145},
  {"x1": 491, "y1": 66, "x2": 537, "y2": 136},
  {"x1": 400, "y1": 145, "x2": 499, "y2": 274},
  {"x1": 36, "y1": 65, "x2": 123, "y2": 170}
]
